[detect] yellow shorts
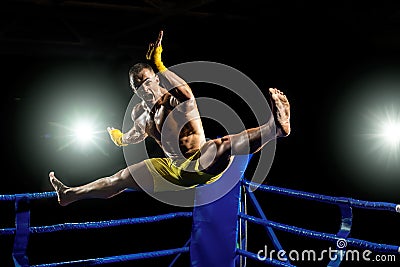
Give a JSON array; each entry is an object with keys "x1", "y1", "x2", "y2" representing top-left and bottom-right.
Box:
[{"x1": 143, "y1": 150, "x2": 225, "y2": 192}]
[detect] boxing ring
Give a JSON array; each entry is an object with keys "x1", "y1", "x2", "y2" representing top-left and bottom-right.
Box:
[{"x1": 1, "y1": 155, "x2": 400, "y2": 266}]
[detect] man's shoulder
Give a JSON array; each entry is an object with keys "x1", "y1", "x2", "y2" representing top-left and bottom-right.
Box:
[
  {"x1": 164, "y1": 93, "x2": 180, "y2": 108},
  {"x1": 131, "y1": 101, "x2": 148, "y2": 118},
  {"x1": 160, "y1": 93, "x2": 196, "y2": 113}
]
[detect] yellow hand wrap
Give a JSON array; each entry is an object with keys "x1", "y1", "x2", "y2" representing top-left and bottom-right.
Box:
[
  {"x1": 146, "y1": 45, "x2": 167, "y2": 73},
  {"x1": 108, "y1": 129, "x2": 127, "y2": 147}
]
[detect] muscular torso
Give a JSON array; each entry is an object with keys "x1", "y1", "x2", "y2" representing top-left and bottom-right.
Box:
[{"x1": 137, "y1": 93, "x2": 206, "y2": 160}]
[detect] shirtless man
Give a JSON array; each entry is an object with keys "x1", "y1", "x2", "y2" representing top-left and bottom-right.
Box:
[{"x1": 49, "y1": 30, "x2": 290, "y2": 206}]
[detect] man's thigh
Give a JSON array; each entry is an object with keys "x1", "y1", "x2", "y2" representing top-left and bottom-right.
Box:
[
  {"x1": 199, "y1": 138, "x2": 233, "y2": 175},
  {"x1": 124, "y1": 161, "x2": 155, "y2": 192}
]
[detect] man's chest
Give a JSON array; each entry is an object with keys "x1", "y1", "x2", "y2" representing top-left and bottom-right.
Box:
[{"x1": 145, "y1": 104, "x2": 176, "y2": 138}]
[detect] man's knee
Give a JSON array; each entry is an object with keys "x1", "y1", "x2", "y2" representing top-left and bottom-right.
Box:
[
  {"x1": 200, "y1": 137, "x2": 233, "y2": 174},
  {"x1": 114, "y1": 167, "x2": 142, "y2": 190},
  {"x1": 211, "y1": 135, "x2": 232, "y2": 157},
  {"x1": 113, "y1": 168, "x2": 131, "y2": 181}
]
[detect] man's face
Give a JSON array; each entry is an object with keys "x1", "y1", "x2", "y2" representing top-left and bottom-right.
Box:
[{"x1": 132, "y1": 68, "x2": 160, "y2": 102}]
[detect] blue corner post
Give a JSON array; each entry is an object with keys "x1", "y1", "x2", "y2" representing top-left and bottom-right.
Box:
[
  {"x1": 190, "y1": 155, "x2": 251, "y2": 267},
  {"x1": 12, "y1": 194, "x2": 30, "y2": 267}
]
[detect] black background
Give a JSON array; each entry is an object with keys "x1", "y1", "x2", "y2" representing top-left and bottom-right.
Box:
[{"x1": 1, "y1": 1, "x2": 400, "y2": 266}]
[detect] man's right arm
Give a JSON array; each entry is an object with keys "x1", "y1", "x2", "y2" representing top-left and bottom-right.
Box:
[
  {"x1": 147, "y1": 30, "x2": 194, "y2": 102},
  {"x1": 159, "y1": 69, "x2": 194, "y2": 102}
]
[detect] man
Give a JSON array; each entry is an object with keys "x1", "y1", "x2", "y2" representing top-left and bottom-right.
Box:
[{"x1": 49, "y1": 30, "x2": 291, "y2": 206}]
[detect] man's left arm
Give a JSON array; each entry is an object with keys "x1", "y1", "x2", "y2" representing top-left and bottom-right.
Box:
[{"x1": 107, "y1": 103, "x2": 148, "y2": 147}]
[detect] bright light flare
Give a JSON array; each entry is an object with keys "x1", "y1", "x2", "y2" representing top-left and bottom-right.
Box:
[
  {"x1": 73, "y1": 122, "x2": 95, "y2": 144},
  {"x1": 49, "y1": 116, "x2": 108, "y2": 155},
  {"x1": 330, "y1": 70, "x2": 400, "y2": 198},
  {"x1": 361, "y1": 104, "x2": 400, "y2": 162},
  {"x1": 381, "y1": 121, "x2": 400, "y2": 146}
]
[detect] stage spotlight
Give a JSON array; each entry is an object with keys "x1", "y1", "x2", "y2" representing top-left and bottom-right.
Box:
[
  {"x1": 381, "y1": 121, "x2": 400, "y2": 146},
  {"x1": 73, "y1": 121, "x2": 95, "y2": 145},
  {"x1": 364, "y1": 105, "x2": 400, "y2": 155},
  {"x1": 330, "y1": 69, "x2": 400, "y2": 198},
  {"x1": 49, "y1": 116, "x2": 108, "y2": 155}
]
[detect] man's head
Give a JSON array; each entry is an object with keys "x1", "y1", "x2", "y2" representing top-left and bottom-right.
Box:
[{"x1": 129, "y1": 62, "x2": 161, "y2": 102}]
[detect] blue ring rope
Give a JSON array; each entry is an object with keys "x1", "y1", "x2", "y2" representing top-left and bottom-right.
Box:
[
  {"x1": 240, "y1": 180, "x2": 400, "y2": 266},
  {"x1": 239, "y1": 213, "x2": 400, "y2": 254},
  {"x1": 0, "y1": 192, "x2": 57, "y2": 201},
  {"x1": 0, "y1": 189, "x2": 137, "y2": 202},
  {"x1": 1, "y1": 212, "x2": 192, "y2": 236},
  {"x1": 0, "y1": 227, "x2": 15, "y2": 236},
  {"x1": 31, "y1": 212, "x2": 192, "y2": 234},
  {"x1": 242, "y1": 180, "x2": 399, "y2": 212},
  {"x1": 31, "y1": 247, "x2": 189, "y2": 267}
]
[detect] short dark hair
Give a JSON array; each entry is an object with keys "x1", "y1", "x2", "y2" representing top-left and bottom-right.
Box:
[{"x1": 129, "y1": 62, "x2": 154, "y2": 89}]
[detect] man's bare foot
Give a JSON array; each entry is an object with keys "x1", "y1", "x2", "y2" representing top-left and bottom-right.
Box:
[
  {"x1": 49, "y1": 171, "x2": 72, "y2": 206},
  {"x1": 269, "y1": 88, "x2": 291, "y2": 137}
]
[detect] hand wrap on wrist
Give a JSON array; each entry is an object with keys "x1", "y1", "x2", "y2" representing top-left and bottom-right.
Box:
[
  {"x1": 108, "y1": 129, "x2": 128, "y2": 147},
  {"x1": 146, "y1": 45, "x2": 167, "y2": 72}
]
